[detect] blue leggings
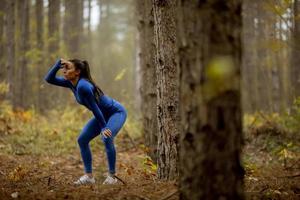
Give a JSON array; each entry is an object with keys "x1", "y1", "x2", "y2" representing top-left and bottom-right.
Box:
[{"x1": 77, "y1": 110, "x2": 127, "y2": 174}]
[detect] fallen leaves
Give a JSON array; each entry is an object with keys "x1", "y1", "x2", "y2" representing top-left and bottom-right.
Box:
[{"x1": 7, "y1": 165, "x2": 29, "y2": 181}]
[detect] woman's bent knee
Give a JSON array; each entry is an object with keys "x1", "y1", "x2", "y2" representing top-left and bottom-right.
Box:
[{"x1": 77, "y1": 135, "x2": 89, "y2": 146}]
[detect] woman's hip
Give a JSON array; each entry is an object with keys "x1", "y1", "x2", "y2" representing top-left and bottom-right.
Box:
[
  {"x1": 112, "y1": 100, "x2": 127, "y2": 113},
  {"x1": 105, "y1": 111, "x2": 127, "y2": 137}
]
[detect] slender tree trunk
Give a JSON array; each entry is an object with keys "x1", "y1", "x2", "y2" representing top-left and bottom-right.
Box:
[
  {"x1": 257, "y1": 1, "x2": 272, "y2": 112},
  {"x1": 0, "y1": 1, "x2": 5, "y2": 83},
  {"x1": 17, "y1": 0, "x2": 30, "y2": 109},
  {"x1": 48, "y1": 0, "x2": 60, "y2": 62},
  {"x1": 292, "y1": 0, "x2": 300, "y2": 100},
  {"x1": 36, "y1": 0, "x2": 44, "y2": 113},
  {"x1": 85, "y1": 0, "x2": 92, "y2": 60},
  {"x1": 79, "y1": 0, "x2": 84, "y2": 41},
  {"x1": 268, "y1": 11, "x2": 281, "y2": 113},
  {"x1": 47, "y1": 0, "x2": 61, "y2": 107},
  {"x1": 97, "y1": 0, "x2": 113, "y2": 90},
  {"x1": 152, "y1": 0, "x2": 179, "y2": 180},
  {"x1": 263, "y1": 7, "x2": 277, "y2": 113},
  {"x1": 252, "y1": 2, "x2": 259, "y2": 112},
  {"x1": 5, "y1": 0, "x2": 15, "y2": 106},
  {"x1": 282, "y1": 11, "x2": 291, "y2": 112},
  {"x1": 64, "y1": 0, "x2": 82, "y2": 58},
  {"x1": 242, "y1": 0, "x2": 257, "y2": 113},
  {"x1": 276, "y1": 17, "x2": 286, "y2": 112},
  {"x1": 178, "y1": 0, "x2": 244, "y2": 199},
  {"x1": 285, "y1": 1, "x2": 293, "y2": 109},
  {"x1": 136, "y1": 0, "x2": 158, "y2": 163},
  {"x1": 282, "y1": 7, "x2": 291, "y2": 110},
  {"x1": 81, "y1": 0, "x2": 90, "y2": 60},
  {"x1": 87, "y1": 0, "x2": 92, "y2": 38}
]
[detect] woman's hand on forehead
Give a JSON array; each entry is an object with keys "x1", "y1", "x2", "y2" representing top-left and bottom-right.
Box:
[{"x1": 60, "y1": 58, "x2": 72, "y2": 68}]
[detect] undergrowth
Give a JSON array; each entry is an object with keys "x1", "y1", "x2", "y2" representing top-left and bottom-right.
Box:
[
  {"x1": 243, "y1": 98, "x2": 300, "y2": 168},
  {"x1": 0, "y1": 100, "x2": 142, "y2": 157}
]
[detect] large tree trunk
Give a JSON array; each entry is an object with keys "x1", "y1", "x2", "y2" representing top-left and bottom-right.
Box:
[
  {"x1": 17, "y1": 0, "x2": 30, "y2": 109},
  {"x1": 5, "y1": 0, "x2": 15, "y2": 106},
  {"x1": 136, "y1": 0, "x2": 158, "y2": 163},
  {"x1": 36, "y1": 0, "x2": 45, "y2": 113},
  {"x1": 292, "y1": 0, "x2": 300, "y2": 100},
  {"x1": 178, "y1": 1, "x2": 244, "y2": 199},
  {"x1": 152, "y1": 0, "x2": 179, "y2": 180}
]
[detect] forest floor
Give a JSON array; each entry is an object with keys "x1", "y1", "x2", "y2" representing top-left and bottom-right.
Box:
[
  {"x1": 0, "y1": 133, "x2": 299, "y2": 200},
  {"x1": 0, "y1": 107, "x2": 299, "y2": 199},
  {"x1": 0, "y1": 147, "x2": 179, "y2": 200}
]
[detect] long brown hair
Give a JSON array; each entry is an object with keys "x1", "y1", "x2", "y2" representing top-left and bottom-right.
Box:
[{"x1": 69, "y1": 59, "x2": 104, "y2": 102}]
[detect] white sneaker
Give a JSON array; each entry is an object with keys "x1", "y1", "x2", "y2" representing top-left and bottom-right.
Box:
[
  {"x1": 74, "y1": 174, "x2": 95, "y2": 185},
  {"x1": 102, "y1": 175, "x2": 118, "y2": 184}
]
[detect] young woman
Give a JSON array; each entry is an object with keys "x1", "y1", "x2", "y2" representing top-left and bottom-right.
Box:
[{"x1": 44, "y1": 58, "x2": 127, "y2": 185}]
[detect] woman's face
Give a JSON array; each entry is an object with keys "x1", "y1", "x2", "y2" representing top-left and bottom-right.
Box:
[{"x1": 61, "y1": 61, "x2": 80, "y2": 80}]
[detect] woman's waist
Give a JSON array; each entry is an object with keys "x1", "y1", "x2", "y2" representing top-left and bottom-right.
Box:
[{"x1": 99, "y1": 96, "x2": 126, "y2": 113}]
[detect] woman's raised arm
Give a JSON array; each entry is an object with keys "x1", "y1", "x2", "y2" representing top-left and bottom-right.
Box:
[{"x1": 44, "y1": 58, "x2": 71, "y2": 88}]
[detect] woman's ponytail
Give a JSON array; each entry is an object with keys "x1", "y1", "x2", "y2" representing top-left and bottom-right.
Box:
[{"x1": 82, "y1": 60, "x2": 88, "y2": 67}]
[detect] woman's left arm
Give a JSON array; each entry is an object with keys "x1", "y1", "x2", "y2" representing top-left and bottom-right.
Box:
[{"x1": 78, "y1": 84, "x2": 107, "y2": 129}]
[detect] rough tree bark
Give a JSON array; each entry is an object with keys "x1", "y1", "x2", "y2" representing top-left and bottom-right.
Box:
[
  {"x1": 178, "y1": 0, "x2": 244, "y2": 199},
  {"x1": 152, "y1": 0, "x2": 180, "y2": 180},
  {"x1": 136, "y1": 0, "x2": 158, "y2": 163}
]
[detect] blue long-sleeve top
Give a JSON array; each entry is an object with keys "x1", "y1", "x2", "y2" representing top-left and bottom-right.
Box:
[{"x1": 44, "y1": 59, "x2": 125, "y2": 132}]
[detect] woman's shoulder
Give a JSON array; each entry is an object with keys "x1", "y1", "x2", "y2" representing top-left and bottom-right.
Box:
[{"x1": 77, "y1": 78, "x2": 94, "y2": 93}]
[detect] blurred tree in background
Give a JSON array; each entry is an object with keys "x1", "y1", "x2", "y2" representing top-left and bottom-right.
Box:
[
  {"x1": 242, "y1": 0, "x2": 294, "y2": 114},
  {"x1": 0, "y1": 0, "x2": 136, "y2": 117}
]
